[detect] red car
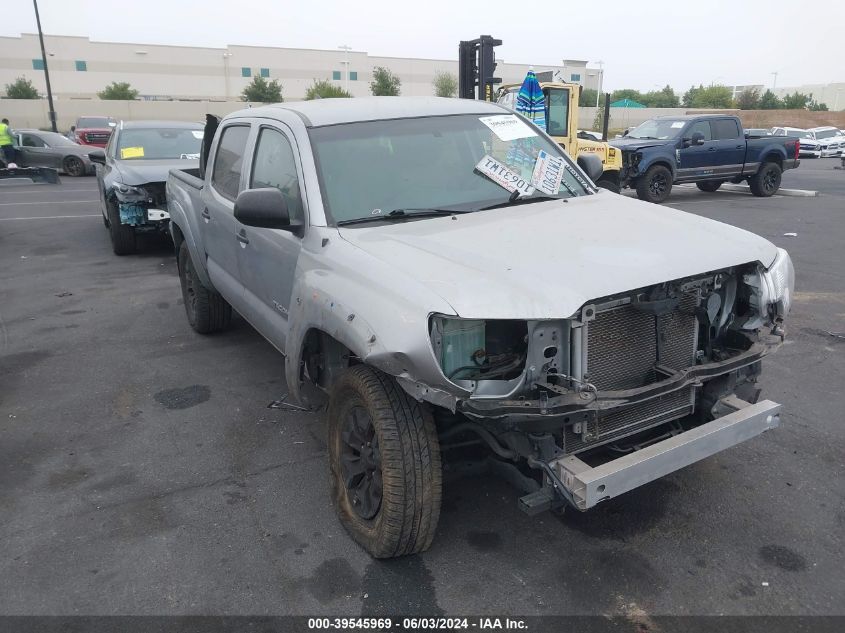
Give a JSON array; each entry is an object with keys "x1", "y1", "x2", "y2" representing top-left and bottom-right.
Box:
[{"x1": 72, "y1": 116, "x2": 117, "y2": 147}]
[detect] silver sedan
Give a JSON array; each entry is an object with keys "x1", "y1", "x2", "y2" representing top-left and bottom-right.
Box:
[{"x1": 13, "y1": 129, "x2": 96, "y2": 176}]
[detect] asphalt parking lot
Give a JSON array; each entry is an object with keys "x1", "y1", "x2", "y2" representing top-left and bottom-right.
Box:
[{"x1": 1, "y1": 158, "x2": 843, "y2": 617}]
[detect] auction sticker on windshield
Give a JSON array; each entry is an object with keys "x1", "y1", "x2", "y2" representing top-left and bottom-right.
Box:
[
  {"x1": 120, "y1": 146, "x2": 144, "y2": 159},
  {"x1": 531, "y1": 150, "x2": 564, "y2": 195},
  {"x1": 479, "y1": 115, "x2": 537, "y2": 141},
  {"x1": 476, "y1": 155, "x2": 534, "y2": 196}
]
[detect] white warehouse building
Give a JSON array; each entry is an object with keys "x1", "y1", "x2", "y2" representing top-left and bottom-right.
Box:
[{"x1": 0, "y1": 33, "x2": 604, "y2": 101}]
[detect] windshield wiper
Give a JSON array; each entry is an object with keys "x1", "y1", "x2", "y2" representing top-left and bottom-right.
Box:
[
  {"x1": 336, "y1": 208, "x2": 469, "y2": 226},
  {"x1": 476, "y1": 194, "x2": 567, "y2": 212}
]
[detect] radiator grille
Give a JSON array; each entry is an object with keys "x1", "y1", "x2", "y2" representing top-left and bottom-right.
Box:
[
  {"x1": 563, "y1": 386, "x2": 695, "y2": 454},
  {"x1": 586, "y1": 290, "x2": 699, "y2": 391}
]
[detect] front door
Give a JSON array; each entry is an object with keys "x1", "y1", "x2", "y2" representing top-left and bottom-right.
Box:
[
  {"x1": 545, "y1": 87, "x2": 573, "y2": 154},
  {"x1": 235, "y1": 124, "x2": 304, "y2": 352},
  {"x1": 202, "y1": 123, "x2": 251, "y2": 309},
  {"x1": 18, "y1": 133, "x2": 58, "y2": 169},
  {"x1": 677, "y1": 120, "x2": 714, "y2": 178}
]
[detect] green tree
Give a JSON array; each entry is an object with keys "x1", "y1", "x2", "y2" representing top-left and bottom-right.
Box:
[
  {"x1": 610, "y1": 88, "x2": 644, "y2": 104},
  {"x1": 304, "y1": 79, "x2": 351, "y2": 100},
  {"x1": 370, "y1": 66, "x2": 401, "y2": 96},
  {"x1": 642, "y1": 85, "x2": 679, "y2": 108},
  {"x1": 759, "y1": 89, "x2": 782, "y2": 110},
  {"x1": 241, "y1": 76, "x2": 283, "y2": 103},
  {"x1": 682, "y1": 84, "x2": 703, "y2": 107},
  {"x1": 808, "y1": 99, "x2": 829, "y2": 111},
  {"x1": 735, "y1": 88, "x2": 760, "y2": 110},
  {"x1": 98, "y1": 81, "x2": 139, "y2": 100},
  {"x1": 432, "y1": 71, "x2": 458, "y2": 98},
  {"x1": 4, "y1": 75, "x2": 39, "y2": 99},
  {"x1": 781, "y1": 91, "x2": 810, "y2": 109}
]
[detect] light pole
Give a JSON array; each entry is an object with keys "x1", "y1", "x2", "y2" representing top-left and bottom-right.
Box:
[
  {"x1": 338, "y1": 44, "x2": 352, "y2": 93},
  {"x1": 771, "y1": 71, "x2": 778, "y2": 90},
  {"x1": 222, "y1": 52, "x2": 232, "y2": 100},
  {"x1": 32, "y1": 0, "x2": 57, "y2": 132},
  {"x1": 593, "y1": 60, "x2": 604, "y2": 108}
]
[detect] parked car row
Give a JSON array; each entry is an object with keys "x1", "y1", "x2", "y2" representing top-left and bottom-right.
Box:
[{"x1": 771, "y1": 125, "x2": 845, "y2": 158}]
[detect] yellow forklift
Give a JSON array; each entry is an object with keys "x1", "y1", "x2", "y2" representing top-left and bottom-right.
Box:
[
  {"x1": 458, "y1": 36, "x2": 621, "y2": 192},
  {"x1": 495, "y1": 82, "x2": 622, "y2": 192}
]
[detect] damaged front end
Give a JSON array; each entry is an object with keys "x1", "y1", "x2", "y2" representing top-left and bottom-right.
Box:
[
  {"x1": 111, "y1": 181, "x2": 170, "y2": 230},
  {"x1": 427, "y1": 252, "x2": 793, "y2": 513}
]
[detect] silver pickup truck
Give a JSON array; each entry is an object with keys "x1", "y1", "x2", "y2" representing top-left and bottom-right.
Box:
[{"x1": 166, "y1": 98, "x2": 793, "y2": 559}]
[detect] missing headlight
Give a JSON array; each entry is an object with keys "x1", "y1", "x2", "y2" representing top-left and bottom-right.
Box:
[{"x1": 430, "y1": 317, "x2": 527, "y2": 382}]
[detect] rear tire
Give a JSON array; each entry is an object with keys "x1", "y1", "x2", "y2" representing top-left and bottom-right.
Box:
[
  {"x1": 178, "y1": 241, "x2": 232, "y2": 334},
  {"x1": 63, "y1": 156, "x2": 85, "y2": 177},
  {"x1": 106, "y1": 200, "x2": 136, "y2": 255},
  {"x1": 635, "y1": 164, "x2": 673, "y2": 203},
  {"x1": 749, "y1": 162, "x2": 782, "y2": 197},
  {"x1": 328, "y1": 365, "x2": 442, "y2": 558},
  {"x1": 696, "y1": 180, "x2": 723, "y2": 192}
]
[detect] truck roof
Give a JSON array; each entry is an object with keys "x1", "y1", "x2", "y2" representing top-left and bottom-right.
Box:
[
  {"x1": 652, "y1": 114, "x2": 739, "y2": 120},
  {"x1": 227, "y1": 97, "x2": 508, "y2": 127}
]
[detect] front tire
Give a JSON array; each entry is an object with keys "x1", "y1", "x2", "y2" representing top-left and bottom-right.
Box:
[
  {"x1": 635, "y1": 164, "x2": 673, "y2": 203},
  {"x1": 595, "y1": 177, "x2": 621, "y2": 193},
  {"x1": 177, "y1": 241, "x2": 232, "y2": 333},
  {"x1": 696, "y1": 180, "x2": 723, "y2": 192},
  {"x1": 328, "y1": 365, "x2": 442, "y2": 558},
  {"x1": 106, "y1": 200, "x2": 136, "y2": 255},
  {"x1": 749, "y1": 162, "x2": 782, "y2": 197}
]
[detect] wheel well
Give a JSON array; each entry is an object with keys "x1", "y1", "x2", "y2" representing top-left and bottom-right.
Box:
[
  {"x1": 761, "y1": 153, "x2": 782, "y2": 167},
  {"x1": 646, "y1": 160, "x2": 674, "y2": 175},
  {"x1": 170, "y1": 222, "x2": 185, "y2": 253},
  {"x1": 300, "y1": 329, "x2": 357, "y2": 392}
]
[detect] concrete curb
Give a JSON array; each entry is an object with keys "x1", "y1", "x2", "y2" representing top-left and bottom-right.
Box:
[{"x1": 720, "y1": 183, "x2": 818, "y2": 197}]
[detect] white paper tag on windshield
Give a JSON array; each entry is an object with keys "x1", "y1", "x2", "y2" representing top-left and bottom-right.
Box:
[
  {"x1": 191, "y1": 130, "x2": 204, "y2": 139},
  {"x1": 476, "y1": 155, "x2": 534, "y2": 196},
  {"x1": 531, "y1": 150, "x2": 564, "y2": 195},
  {"x1": 479, "y1": 115, "x2": 537, "y2": 141},
  {"x1": 670, "y1": 121, "x2": 685, "y2": 128}
]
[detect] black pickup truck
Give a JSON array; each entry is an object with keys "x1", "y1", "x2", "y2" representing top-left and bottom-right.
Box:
[{"x1": 611, "y1": 114, "x2": 800, "y2": 203}]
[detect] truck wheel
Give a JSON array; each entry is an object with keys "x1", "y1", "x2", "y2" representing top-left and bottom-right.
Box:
[
  {"x1": 63, "y1": 156, "x2": 85, "y2": 177},
  {"x1": 749, "y1": 162, "x2": 782, "y2": 197},
  {"x1": 328, "y1": 365, "x2": 442, "y2": 558},
  {"x1": 696, "y1": 180, "x2": 723, "y2": 192},
  {"x1": 595, "y1": 178, "x2": 621, "y2": 193},
  {"x1": 635, "y1": 165, "x2": 673, "y2": 203},
  {"x1": 177, "y1": 241, "x2": 232, "y2": 334},
  {"x1": 106, "y1": 200, "x2": 136, "y2": 256}
]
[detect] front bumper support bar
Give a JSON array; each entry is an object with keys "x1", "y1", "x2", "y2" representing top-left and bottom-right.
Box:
[{"x1": 551, "y1": 396, "x2": 781, "y2": 510}]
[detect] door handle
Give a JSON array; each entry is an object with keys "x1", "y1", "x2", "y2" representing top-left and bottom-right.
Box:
[
  {"x1": 735, "y1": 145, "x2": 743, "y2": 149},
  {"x1": 708, "y1": 147, "x2": 717, "y2": 152},
  {"x1": 237, "y1": 230, "x2": 249, "y2": 246},
  {"x1": 201, "y1": 208, "x2": 211, "y2": 221}
]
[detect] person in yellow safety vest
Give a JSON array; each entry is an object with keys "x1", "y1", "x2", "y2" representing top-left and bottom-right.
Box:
[{"x1": 0, "y1": 118, "x2": 16, "y2": 166}]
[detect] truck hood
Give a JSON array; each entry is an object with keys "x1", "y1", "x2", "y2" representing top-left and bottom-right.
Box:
[
  {"x1": 609, "y1": 137, "x2": 675, "y2": 152},
  {"x1": 115, "y1": 159, "x2": 199, "y2": 185},
  {"x1": 338, "y1": 192, "x2": 778, "y2": 319}
]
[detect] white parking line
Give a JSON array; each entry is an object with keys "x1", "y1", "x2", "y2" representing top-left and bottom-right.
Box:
[
  {"x1": 0, "y1": 214, "x2": 100, "y2": 221},
  {"x1": 0, "y1": 200, "x2": 99, "y2": 206}
]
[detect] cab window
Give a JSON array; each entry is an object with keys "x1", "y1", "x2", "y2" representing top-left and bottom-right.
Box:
[
  {"x1": 211, "y1": 125, "x2": 250, "y2": 202},
  {"x1": 250, "y1": 127, "x2": 304, "y2": 224},
  {"x1": 546, "y1": 88, "x2": 569, "y2": 137},
  {"x1": 687, "y1": 121, "x2": 712, "y2": 141},
  {"x1": 712, "y1": 119, "x2": 740, "y2": 140},
  {"x1": 21, "y1": 134, "x2": 46, "y2": 148}
]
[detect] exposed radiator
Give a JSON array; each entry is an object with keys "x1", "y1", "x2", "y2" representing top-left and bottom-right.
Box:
[{"x1": 568, "y1": 290, "x2": 700, "y2": 454}]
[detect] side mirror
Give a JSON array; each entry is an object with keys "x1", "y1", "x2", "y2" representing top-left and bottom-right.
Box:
[
  {"x1": 691, "y1": 132, "x2": 705, "y2": 146},
  {"x1": 88, "y1": 149, "x2": 106, "y2": 165},
  {"x1": 576, "y1": 153, "x2": 603, "y2": 183},
  {"x1": 234, "y1": 188, "x2": 290, "y2": 229}
]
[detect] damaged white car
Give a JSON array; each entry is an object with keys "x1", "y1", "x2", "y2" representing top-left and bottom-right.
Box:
[{"x1": 167, "y1": 98, "x2": 793, "y2": 558}]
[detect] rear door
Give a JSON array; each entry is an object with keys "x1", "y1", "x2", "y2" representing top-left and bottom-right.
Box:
[
  {"x1": 201, "y1": 123, "x2": 251, "y2": 309},
  {"x1": 709, "y1": 118, "x2": 745, "y2": 175},
  {"x1": 235, "y1": 123, "x2": 305, "y2": 351}
]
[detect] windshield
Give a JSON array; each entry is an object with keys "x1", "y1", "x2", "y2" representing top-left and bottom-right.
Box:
[
  {"x1": 814, "y1": 129, "x2": 840, "y2": 139},
  {"x1": 627, "y1": 119, "x2": 686, "y2": 140},
  {"x1": 77, "y1": 117, "x2": 116, "y2": 128},
  {"x1": 115, "y1": 128, "x2": 203, "y2": 160},
  {"x1": 309, "y1": 113, "x2": 592, "y2": 226}
]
